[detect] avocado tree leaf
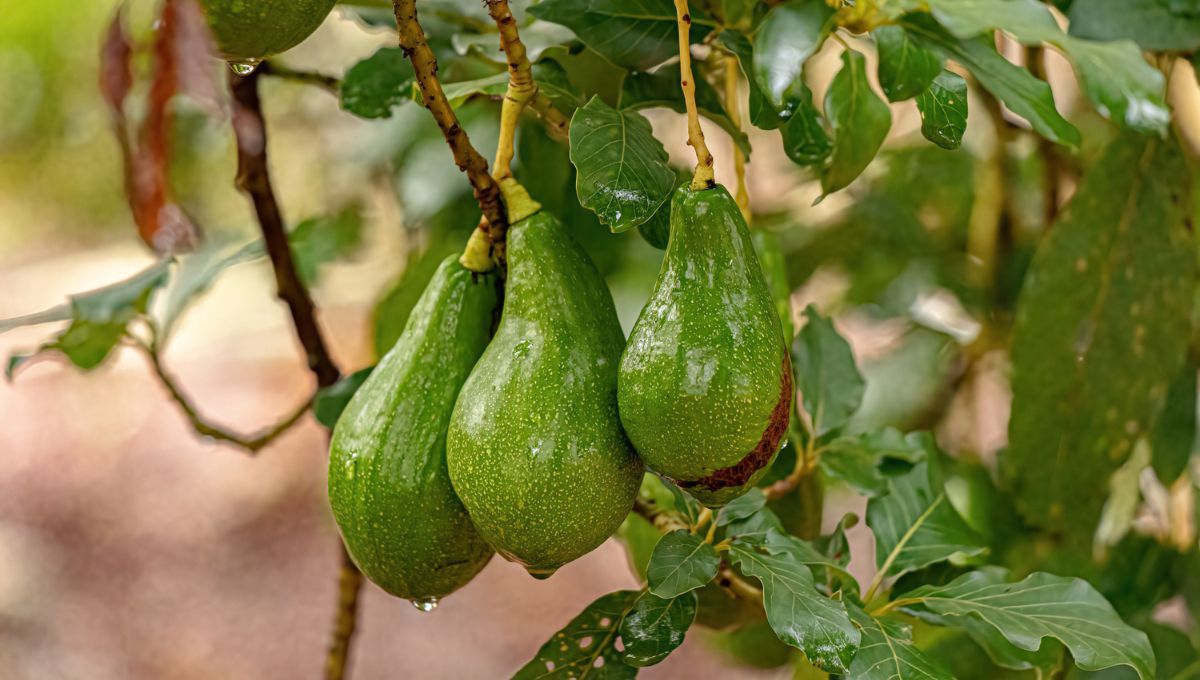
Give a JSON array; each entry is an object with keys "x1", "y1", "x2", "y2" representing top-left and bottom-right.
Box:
[
  {"x1": 529, "y1": 0, "x2": 715, "y2": 71},
  {"x1": 819, "y1": 438, "x2": 889, "y2": 497},
  {"x1": 289, "y1": 208, "x2": 366, "y2": 286},
  {"x1": 647, "y1": 530, "x2": 721, "y2": 598},
  {"x1": 424, "y1": 71, "x2": 510, "y2": 108},
  {"x1": 821, "y1": 49, "x2": 893, "y2": 196},
  {"x1": 780, "y1": 85, "x2": 832, "y2": 167},
  {"x1": 569, "y1": 96, "x2": 675, "y2": 233},
  {"x1": 925, "y1": 0, "x2": 1169, "y2": 134},
  {"x1": 451, "y1": 20, "x2": 577, "y2": 64},
  {"x1": 1067, "y1": 0, "x2": 1200, "y2": 52},
  {"x1": 619, "y1": 590, "x2": 698, "y2": 667},
  {"x1": 915, "y1": 71, "x2": 968, "y2": 150},
  {"x1": 1150, "y1": 360, "x2": 1197, "y2": 483},
  {"x1": 619, "y1": 64, "x2": 751, "y2": 155},
  {"x1": 793, "y1": 305, "x2": 865, "y2": 438},
  {"x1": 867, "y1": 446, "x2": 987, "y2": 579},
  {"x1": 729, "y1": 529, "x2": 860, "y2": 672},
  {"x1": 846, "y1": 603, "x2": 954, "y2": 680},
  {"x1": 902, "y1": 16, "x2": 1080, "y2": 147},
  {"x1": 340, "y1": 47, "x2": 415, "y2": 119},
  {"x1": 874, "y1": 25, "x2": 942, "y2": 102},
  {"x1": 157, "y1": 240, "x2": 265, "y2": 338},
  {"x1": 513, "y1": 590, "x2": 639, "y2": 679},
  {"x1": 753, "y1": 0, "x2": 836, "y2": 111},
  {"x1": 901, "y1": 570, "x2": 1155, "y2": 679},
  {"x1": 313, "y1": 366, "x2": 374, "y2": 429},
  {"x1": 716, "y1": 488, "x2": 767, "y2": 526},
  {"x1": 716, "y1": 30, "x2": 788, "y2": 131},
  {"x1": 1005, "y1": 135, "x2": 1195, "y2": 539}
]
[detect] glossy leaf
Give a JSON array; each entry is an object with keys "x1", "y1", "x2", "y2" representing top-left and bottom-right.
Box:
[
  {"x1": 619, "y1": 64, "x2": 751, "y2": 155},
  {"x1": 313, "y1": 366, "x2": 374, "y2": 429},
  {"x1": 821, "y1": 50, "x2": 892, "y2": 196},
  {"x1": 846, "y1": 603, "x2": 954, "y2": 680},
  {"x1": 793, "y1": 305, "x2": 865, "y2": 437},
  {"x1": 1005, "y1": 135, "x2": 1195, "y2": 538},
  {"x1": 729, "y1": 529, "x2": 860, "y2": 672},
  {"x1": 716, "y1": 31, "x2": 787, "y2": 131},
  {"x1": 716, "y1": 488, "x2": 766, "y2": 526},
  {"x1": 619, "y1": 590, "x2": 697, "y2": 667},
  {"x1": 1068, "y1": 0, "x2": 1200, "y2": 52},
  {"x1": 569, "y1": 96, "x2": 675, "y2": 232},
  {"x1": 753, "y1": 0, "x2": 835, "y2": 112},
  {"x1": 779, "y1": 86, "x2": 832, "y2": 168},
  {"x1": 646, "y1": 530, "x2": 721, "y2": 598},
  {"x1": 902, "y1": 570, "x2": 1155, "y2": 679},
  {"x1": 867, "y1": 451, "x2": 987, "y2": 579},
  {"x1": 874, "y1": 25, "x2": 942, "y2": 102},
  {"x1": 916, "y1": 71, "x2": 968, "y2": 150},
  {"x1": 529, "y1": 0, "x2": 715, "y2": 71},
  {"x1": 340, "y1": 47, "x2": 415, "y2": 119},
  {"x1": 512, "y1": 590, "x2": 639, "y2": 679}
]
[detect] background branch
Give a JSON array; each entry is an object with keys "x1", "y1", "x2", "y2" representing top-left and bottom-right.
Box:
[
  {"x1": 260, "y1": 60, "x2": 340, "y2": 92},
  {"x1": 229, "y1": 68, "x2": 361, "y2": 680}
]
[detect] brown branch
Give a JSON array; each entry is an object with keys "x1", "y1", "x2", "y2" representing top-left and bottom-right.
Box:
[
  {"x1": 392, "y1": 0, "x2": 508, "y2": 265},
  {"x1": 228, "y1": 68, "x2": 361, "y2": 680},
  {"x1": 260, "y1": 60, "x2": 340, "y2": 92}
]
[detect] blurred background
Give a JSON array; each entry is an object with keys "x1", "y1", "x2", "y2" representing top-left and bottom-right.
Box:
[{"x1": 2, "y1": 1, "x2": 1199, "y2": 678}]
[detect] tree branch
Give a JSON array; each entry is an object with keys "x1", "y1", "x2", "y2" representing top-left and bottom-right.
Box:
[
  {"x1": 228, "y1": 68, "x2": 361, "y2": 680},
  {"x1": 392, "y1": 0, "x2": 509, "y2": 266},
  {"x1": 260, "y1": 60, "x2": 340, "y2": 92}
]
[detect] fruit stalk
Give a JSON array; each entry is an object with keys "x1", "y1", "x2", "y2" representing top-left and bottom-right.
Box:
[
  {"x1": 673, "y1": 0, "x2": 715, "y2": 190},
  {"x1": 486, "y1": 0, "x2": 537, "y2": 180},
  {"x1": 392, "y1": 0, "x2": 509, "y2": 264},
  {"x1": 723, "y1": 54, "x2": 751, "y2": 223}
]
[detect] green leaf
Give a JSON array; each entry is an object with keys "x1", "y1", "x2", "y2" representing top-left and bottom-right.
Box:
[
  {"x1": 753, "y1": 0, "x2": 835, "y2": 112},
  {"x1": 513, "y1": 590, "x2": 639, "y2": 679},
  {"x1": 289, "y1": 208, "x2": 365, "y2": 286},
  {"x1": 901, "y1": 570, "x2": 1156, "y2": 679},
  {"x1": 819, "y1": 437, "x2": 889, "y2": 497},
  {"x1": 902, "y1": 15, "x2": 1080, "y2": 147},
  {"x1": 710, "y1": 0, "x2": 762, "y2": 30},
  {"x1": 926, "y1": 0, "x2": 1170, "y2": 134},
  {"x1": 821, "y1": 49, "x2": 893, "y2": 196},
  {"x1": 716, "y1": 488, "x2": 767, "y2": 526},
  {"x1": 716, "y1": 31, "x2": 788, "y2": 131},
  {"x1": 1150, "y1": 360, "x2": 1197, "y2": 483},
  {"x1": 619, "y1": 590, "x2": 697, "y2": 667},
  {"x1": 619, "y1": 64, "x2": 751, "y2": 155},
  {"x1": 779, "y1": 85, "x2": 832, "y2": 167},
  {"x1": 427, "y1": 71, "x2": 510, "y2": 108},
  {"x1": 793, "y1": 305, "x2": 865, "y2": 437},
  {"x1": 867, "y1": 450, "x2": 987, "y2": 579},
  {"x1": 663, "y1": 477, "x2": 704, "y2": 525},
  {"x1": 647, "y1": 530, "x2": 721, "y2": 598},
  {"x1": 569, "y1": 96, "x2": 675, "y2": 232},
  {"x1": 874, "y1": 25, "x2": 942, "y2": 102},
  {"x1": 340, "y1": 47, "x2": 415, "y2": 119},
  {"x1": 845, "y1": 603, "x2": 954, "y2": 680},
  {"x1": 529, "y1": 0, "x2": 715, "y2": 71},
  {"x1": 1068, "y1": 0, "x2": 1200, "y2": 52},
  {"x1": 158, "y1": 240, "x2": 265, "y2": 338},
  {"x1": 729, "y1": 529, "x2": 860, "y2": 672},
  {"x1": 313, "y1": 366, "x2": 374, "y2": 429},
  {"x1": 451, "y1": 20, "x2": 576, "y2": 64},
  {"x1": 916, "y1": 71, "x2": 968, "y2": 150},
  {"x1": 1005, "y1": 134, "x2": 1195, "y2": 538}
]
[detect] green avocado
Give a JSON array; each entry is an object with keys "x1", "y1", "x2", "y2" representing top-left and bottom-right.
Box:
[
  {"x1": 328, "y1": 256, "x2": 496, "y2": 604},
  {"x1": 201, "y1": 0, "x2": 336, "y2": 61},
  {"x1": 447, "y1": 204, "x2": 643, "y2": 577},
  {"x1": 618, "y1": 185, "x2": 792, "y2": 506}
]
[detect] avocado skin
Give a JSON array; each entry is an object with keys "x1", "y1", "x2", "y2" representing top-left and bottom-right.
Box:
[
  {"x1": 618, "y1": 185, "x2": 792, "y2": 506},
  {"x1": 328, "y1": 256, "x2": 496, "y2": 601},
  {"x1": 202, "y1": 0, "x2": 336, "y2": 61},
  {"x1": 447, "y1": 211, "x2": 643, "y2": 574}
]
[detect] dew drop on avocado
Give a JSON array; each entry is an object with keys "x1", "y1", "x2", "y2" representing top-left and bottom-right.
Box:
[
  {"x1": 227, "y1": 58, "x2": 261, "y2": 75},
  {"x1": 411, "y1": 597, "x2": 439, "y2": 612}
]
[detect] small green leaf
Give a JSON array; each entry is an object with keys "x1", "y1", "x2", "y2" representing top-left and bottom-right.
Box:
[
  {"x1": 529, "y1": 0, "x2": 715, "y2": 71},
  {"x1": 289, "y1": 208, "x2": 365, "y2": 286},
  {"x1": 818, "y1": 438, "x2": 889, "y2": 497},
  {"x1": 793, "y1": 305, "x2": 865, "y2": 437},
  {"x1": 729, "y1": 529, "x2": 860, "y2": 672},
  {"x1": 619, "y1": 591, "x2": 697, "y2": 667},
  {"x1": 619, "y1": 64, "x2": 751, "y2": 155},
  {"x1": 716, "y1": 488, "x2": 767, "y2": 526},
  {"x1": 753, "y1": 0, "x2": 836, "y2": 111},
  {"x1": 902, "y1": 570, "x2": 1156, "y2": 679},
  {"x1": 821, "y1": 49, "x2": 893, "y2": 196},
  {"x1": 512, "y1": 590, "x2": 639, "y2": 679},
  {"x1": 846, "y1": 603, "x2": 954, "y2": 680},
  {"x1": 425, "y1": 71, "x2": 510, "y2": 109},
  {"x1": 569, "y1": 96, "x2": 675, "y2": 232},
  {"x1": 1068, "y1": 0, "x2": 1200, "y2": 52},
  {"x1": 868, "y1": 450, "x2": 987, "y2": 579},
  {"x1": 340, "y1": 47, "x2": 415, "y2": 119},
  {"x1": 916, "y1": 70, "x2": 968, "y2": 150},
  {"x1": 1005, "y1": 134, "x2": 1195, "y2": 538},
  {"x1": 874, "y1": 25, "x2": 941, "y2": 102},
  {"x1": 647, "y1": 530, "x2": 721, "y2": 598},
  {"x1": 779, "y1": 86, "x2": 832, "y2": 167},
  {"x1": 313, "y1": 366, "x2": 374, "y2": 429},
  {"x1": 451, "y1": 21, "x2": 576, "y2": 64}
]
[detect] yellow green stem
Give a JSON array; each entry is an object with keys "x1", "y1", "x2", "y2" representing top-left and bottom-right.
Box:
[
  {"x1": 486, "y1": 0, "x2": 538, "y2": 180},
  {"x1": 673, "y1": 0, "x2": 715, "y2": 190},
  {"x1": 723, "y1": 54, "x2": 750, "y2": 223}
]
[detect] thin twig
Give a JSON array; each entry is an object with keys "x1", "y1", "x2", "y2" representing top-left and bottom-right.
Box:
[
  {"x1": 260, "y1": 61, "x2": 340, "y2": 92},
  {"x1": 228, "y1": 68, "x2": 361, "y2": 680},
  {"x1": 392, "y1": 0, "x2": 508, "y2": 265},
  {"x1": 673, "y1": 0, "x2": 715, "y2": 190},
  {"x1": 718, "y1": 565, "x2": 763, "y2": 601},
  {"x1": 529, "y1": 92, "x2": 570, "y2": 141},
  {"x1": 762, "y1": 436, "x2": 816, "y2": 501}
]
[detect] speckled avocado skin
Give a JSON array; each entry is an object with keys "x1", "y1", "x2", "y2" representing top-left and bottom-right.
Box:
[
  {"x1": 202, "y1": 0, "x2": 336, "y2": 61},
  {"x1": 328, "y1": 257, "x2": 496, "y2": 602},
  {"x1": 446, "y1": 211, "x2": 643, "y2": 575},
  {"x1": 618, "y1": 185, "x2": 792, "y2": 507}
]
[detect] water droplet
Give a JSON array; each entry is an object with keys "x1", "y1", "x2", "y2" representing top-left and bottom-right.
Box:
[
  {"x1": 527, "y1": 566, "x2": 557, "y2": 580},
  {"x1": 228, "y1": 58, "x2": 262, "y2": 75},
  {"x1": 343, "y1": 458, "x2": 357, "y2": 480},
  {"x1": 411, "y1": 597, "x2": 439, "y2": 612}
]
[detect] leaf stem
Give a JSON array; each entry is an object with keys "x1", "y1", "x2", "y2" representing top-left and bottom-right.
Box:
[
  {"x1": 723, "y1": 54, "x2": 750, "y2": 223},
  {"x1": 673, "y1": 0, "x2": 715, "y2": 190},
  {"x1": 862, "y1": 495, "x2": 946, "y2": 603},
  {"x1": 868, "y1": 596, "x2": 923, "y2": 618},
  {"x1": 693, "y1": 506, "x2": 714, "y2": 533},
  {"x1": 392, "y1": 0, "x2": 509, "y2": 267}
]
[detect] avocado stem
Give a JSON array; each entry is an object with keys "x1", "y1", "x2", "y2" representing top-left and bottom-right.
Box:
[
  {"x1": 673, "y1": 0, "x2": 716, "y2": 190},
  {"x1": 723, "y1": 54, "x2": 751, "y2": 225},
  {"x1": 485, "y1": 0, "x2": 537, "y2": 181}
]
